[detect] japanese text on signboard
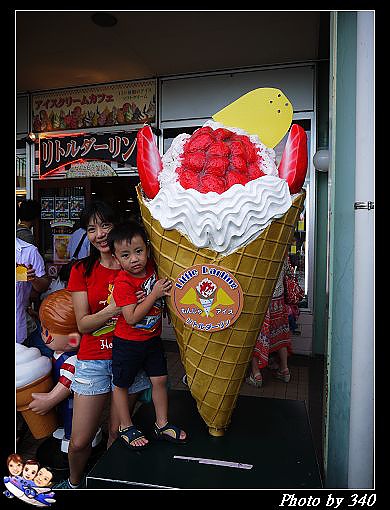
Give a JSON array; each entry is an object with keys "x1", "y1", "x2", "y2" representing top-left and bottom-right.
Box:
[
  {"x1": 39, "y1": 132, "x2": 137, "y2": 176},
  {"x1": 32, "y1": 79, "x2": 156, "y2": 132}
]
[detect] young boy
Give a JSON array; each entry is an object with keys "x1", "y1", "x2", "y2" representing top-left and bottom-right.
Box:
[{"x1": 107, "y1": 221, "x2": 187, "y2": 449}]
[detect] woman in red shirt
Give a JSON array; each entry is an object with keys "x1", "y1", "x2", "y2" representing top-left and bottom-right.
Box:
[{"x1": 55, "y1": 201, "x2": 150, "y2": 489}]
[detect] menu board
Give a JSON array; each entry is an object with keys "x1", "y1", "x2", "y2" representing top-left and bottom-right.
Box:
[
  {"x1": 55, "y1": 197, "x2": 69, "y2": 220},
  {"x1": 41, "y1": 197, "x2": 55, "y2": 219}
]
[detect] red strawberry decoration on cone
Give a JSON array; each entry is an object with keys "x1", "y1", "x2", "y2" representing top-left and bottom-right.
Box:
[
  {"x1": 136, "y1": 125, "x2": 162, "y2": 199},
  {"x1": 175, "y1": 127, "x2": 265, "y2": 194},
  {"x1": 136, "y1": 88, "x2": 308, "y2": 199},
  {"x1": 137, "y1": 123, "x2": 307, "y2": 198}
]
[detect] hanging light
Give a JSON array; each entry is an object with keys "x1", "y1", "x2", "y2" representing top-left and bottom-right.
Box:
[
  {"x1": 313, "y1": 149, "x2": 329, "y2": 173},
  {"x1": 25, "y1": 132, "x2": 37, "y2": 145}
]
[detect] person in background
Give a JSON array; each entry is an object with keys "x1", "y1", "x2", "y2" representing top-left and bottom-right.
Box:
[
  {"x1": 16, "y1": 237, "x2": 50, "y2": 351},
  {"x1": 16, "y1": 237, "x2": 51, "y2": 442},
  {"x1": 107, "y1": 221, "x2": 187, "y2": 449},
  {"x1": 247, "y1": 256, "x2": 292, "y2": 387},
  {"x1": 67, "y1": 225, "x2": 90, "y2": 260},
  {"x1": 39, "y1": 264, "x2": 69, "y2": 300},
  {"x1": 16, "y1": 200, "x2": 51, "y2": 355},
  {"x1": 16, "y1": 199, "x2": 41, "y2": 246},
  {"x1": 53, "y1": 201, "x2": 150, "y2": 490}
]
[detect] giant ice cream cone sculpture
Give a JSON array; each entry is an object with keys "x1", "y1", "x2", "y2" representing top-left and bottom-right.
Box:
[
  {"x1": 136, "y1": 88, "x2": 308, "y2": 435},
  {"x1": 16, "y1": 343, "x2": 59, "y2": 439}
]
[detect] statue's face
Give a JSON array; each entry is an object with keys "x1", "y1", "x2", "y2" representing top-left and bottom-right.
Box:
[{"x1": 41, "y1": 327, "x2": 79, "y2": 352}]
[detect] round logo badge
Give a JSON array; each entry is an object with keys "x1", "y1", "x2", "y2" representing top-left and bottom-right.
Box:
[{"x1": 171, "y1": 264, "x2": 244, "y2": 332}]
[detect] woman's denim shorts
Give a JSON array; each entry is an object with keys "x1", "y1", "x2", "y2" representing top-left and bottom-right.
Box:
[{"x1": 71, "y1": 359, "x2": 151, "y2": 396}]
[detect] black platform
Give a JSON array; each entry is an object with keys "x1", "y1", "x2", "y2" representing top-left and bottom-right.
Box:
[{"x1": 86, "y1": 389, "x2": 322, "y2": 489}]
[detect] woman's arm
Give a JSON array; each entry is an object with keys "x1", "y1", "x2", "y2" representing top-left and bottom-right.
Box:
[{"x1": 71, "y1": 291, "x2": 122, "y2": 334}]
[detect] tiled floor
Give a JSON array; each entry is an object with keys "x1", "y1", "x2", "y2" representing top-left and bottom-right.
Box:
[
  {"x1": 16, "y1": 341, "x2": 321, "y2": 478},
  {"x1": 165, "y1": 347, "x2": 309, "y2": 402}
]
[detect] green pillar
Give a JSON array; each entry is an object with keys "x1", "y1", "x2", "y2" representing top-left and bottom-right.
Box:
[
  {"x1": 325, "y1": 11, "x2": 357, "y2": 488},
  {"x1": 312, "y1": 12, "x2": 330, "y2": 356}
]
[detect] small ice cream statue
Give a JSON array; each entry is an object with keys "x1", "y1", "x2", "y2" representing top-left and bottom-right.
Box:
[
  {"x1": 28, "y1": 289, "x2": 102, "y2": 453},
  {"x1": 16, "y1": 347, "x2": 59, "y2": 440}
]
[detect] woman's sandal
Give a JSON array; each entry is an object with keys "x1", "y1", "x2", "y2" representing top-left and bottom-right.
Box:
[
  {"x1": 153, "y1": 422, "x2": 188, "y2": 444},
  {"x1": 119, "y1": 425, "x2": 149, "y2": 450},
  {"x1": 275, "y1": 368, "x2": 291, "y2": 383},
  {"x1": 246, "y1": 372, "x2": 263, "y2": 388}
]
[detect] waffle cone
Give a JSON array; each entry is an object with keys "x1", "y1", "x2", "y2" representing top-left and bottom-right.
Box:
[
  {"x1": 137, "y1": 185, "x2": 305, "y2": 435},
  {"x1": 16, "y1": 373, "x2": 59, "y2": 439}
]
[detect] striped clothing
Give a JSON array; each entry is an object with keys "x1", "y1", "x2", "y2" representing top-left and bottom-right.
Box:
[
  {"x1": 53, "y1": 352, "x2": 77, "y2": 388},
  {"x1": 52, "y1": 351, "x2": 77, "y2": 440}
]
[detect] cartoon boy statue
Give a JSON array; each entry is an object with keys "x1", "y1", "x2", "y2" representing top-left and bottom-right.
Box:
[{"x1": 28, "y1": 289, "x2": 80, "y2": 451}]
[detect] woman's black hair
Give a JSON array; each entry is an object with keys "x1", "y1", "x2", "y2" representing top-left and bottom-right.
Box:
[
  {"x1": 78, "y1": 201, "x2": 118, "y2": 277},
  {"x1": 107, "y1": 221, "x2": 148, "y2": 254}
]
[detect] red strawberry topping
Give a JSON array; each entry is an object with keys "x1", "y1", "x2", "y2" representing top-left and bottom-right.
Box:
[
  {"x1": 226, "y1": 171, "x2": 249, "y2": 188},
  {"x1": 204, "y1": 156, "x2": 229, "y2": 176},
  {"x1": 186, "y1": 133, "x2": 214, "y2": 152},
  {"x1": 177, "y1": 126, "x2": 266, "y2": 194},
  {"x1": 183, "y1": 152, "x2": 206, "y2": 173},
  {"x1": 199, "y1": 175, "x2": 226, "y2": 194}
]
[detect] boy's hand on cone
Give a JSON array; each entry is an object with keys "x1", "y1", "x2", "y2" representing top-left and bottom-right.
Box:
[{"x1": 153, "y1": 278, "x2": 172, "y2": 298}]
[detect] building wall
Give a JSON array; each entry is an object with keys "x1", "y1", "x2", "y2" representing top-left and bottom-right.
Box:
[{"x1": 160, "y1": 64, "x2": 314, "y2": 123}]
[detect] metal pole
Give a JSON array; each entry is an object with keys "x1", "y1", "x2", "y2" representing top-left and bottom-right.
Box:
[{"x1": 348, "y1": 10, "x2": 374, "y2": 488}]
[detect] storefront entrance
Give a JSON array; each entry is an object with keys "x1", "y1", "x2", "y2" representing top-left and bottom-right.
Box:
[{"x1": 33, "y1": 175, "x2": 141, "y2": 277}]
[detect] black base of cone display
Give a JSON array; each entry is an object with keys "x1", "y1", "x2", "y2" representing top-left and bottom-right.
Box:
[{"x1": 86, "y1": 390, "x2": 322, "y2": 489}]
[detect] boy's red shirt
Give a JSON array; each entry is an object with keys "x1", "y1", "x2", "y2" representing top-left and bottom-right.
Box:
[
  {"x1": 113, "y1": 259, "x2": 163, "y2": 341},
  {"x1": 67, "y1": 260, "x2": 120, "y2": 359}
]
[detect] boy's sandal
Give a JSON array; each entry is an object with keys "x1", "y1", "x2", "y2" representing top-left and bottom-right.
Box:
[
  {"x1": 119, "y1": 425, "x2": 149, "y2": 450},
  {"x1": 246, "y1": 372, "x2": 263, "y2": 388},
  {"x1": 153, "y1": 422, "x2": 188, "y2": 444}
]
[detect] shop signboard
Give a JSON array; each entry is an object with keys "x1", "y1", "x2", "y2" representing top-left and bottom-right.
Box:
[
  {"x1": 38, "y1": 131, "x2": 137, "y2": 177},
  {"x1": 32, "y1": 79, "x2": 156, "y2": 132}
]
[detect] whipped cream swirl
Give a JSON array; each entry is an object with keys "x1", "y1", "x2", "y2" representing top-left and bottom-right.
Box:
[
  {"x1": 145, "y1": 121, "x2": 292, "y2": 256},
  {"x1": 16, "y1": 343, "x2": 52, "y2": 389}
]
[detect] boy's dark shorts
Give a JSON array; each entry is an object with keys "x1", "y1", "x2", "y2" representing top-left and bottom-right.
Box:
[{"x1": 112, "y1": 335, "x2": 167, "y2": 388}]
